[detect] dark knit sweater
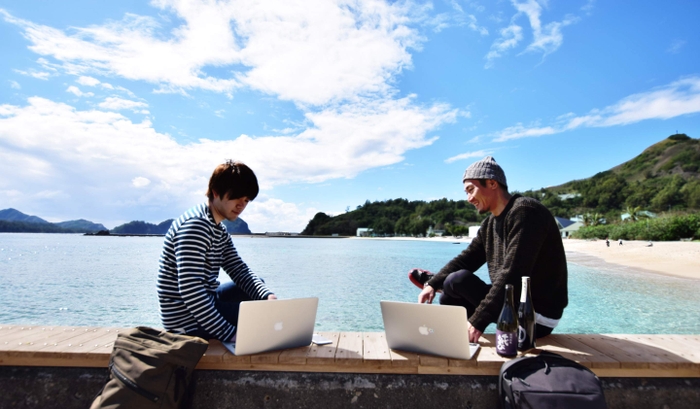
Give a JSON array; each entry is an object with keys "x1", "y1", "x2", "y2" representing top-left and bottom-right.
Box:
[{"x1": 427, "y1": 195, "x2": 568, "y2": 332}]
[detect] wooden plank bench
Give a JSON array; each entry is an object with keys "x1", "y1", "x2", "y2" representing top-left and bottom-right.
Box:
[{"x1": 1, "y1": 325, "x2": 699, "y2": 378}]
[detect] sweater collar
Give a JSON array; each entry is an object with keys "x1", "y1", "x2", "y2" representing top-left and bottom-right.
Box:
[
  {"x1": 200, "y1": 203, "x2": 221, "y2": 227},
  {"x1": 494, "y1": 194, "x2": 521, "y2": 221}
]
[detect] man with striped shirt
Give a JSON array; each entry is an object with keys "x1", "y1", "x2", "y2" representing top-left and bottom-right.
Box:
[{"x1": 157, "y1": 161, "x2": 276, "y2": 342}]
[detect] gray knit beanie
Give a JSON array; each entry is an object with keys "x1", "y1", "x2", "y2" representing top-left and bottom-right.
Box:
[{"x1": 462, "y1": 156, "x2": 507, "y2": 188}]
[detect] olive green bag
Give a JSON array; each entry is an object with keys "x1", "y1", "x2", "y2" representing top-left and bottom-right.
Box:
[{"x1": 90, "y1": 326, "x2": 209, "y2": 409}]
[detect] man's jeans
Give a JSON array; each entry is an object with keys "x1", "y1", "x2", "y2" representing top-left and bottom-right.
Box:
[
  {"x1": 186, "y1": 281, "x2": 254, "y2": 341},
  {"x1": 439, "y1": 269, "x2": 553, "y2": 338}
]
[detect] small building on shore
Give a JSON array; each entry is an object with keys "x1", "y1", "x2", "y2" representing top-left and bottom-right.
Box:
[
  {"x1": 356, "y1": 227, "x2": 373, "y2": 237},
  {"x1": 555, "y1": 217, "x2": 582, "y2": 238}
]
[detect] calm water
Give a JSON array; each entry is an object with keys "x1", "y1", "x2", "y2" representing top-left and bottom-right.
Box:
[{"x1": 1, "y1": 233, "x2": 698, "y2": 334}]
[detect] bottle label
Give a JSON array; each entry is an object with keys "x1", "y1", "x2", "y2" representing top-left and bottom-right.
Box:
[
  {"x1": 496, "y1": 330, "x2": 517, "y2": 356},
  {"x1": 518, "y1": 325, "x2": 526, "y2": 344},
  {"x1": 521, "y1": 277, "x2": 529, "y2": 303}
]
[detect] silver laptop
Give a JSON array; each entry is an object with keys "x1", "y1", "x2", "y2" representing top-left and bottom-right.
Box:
[
  {"x1": 380, "y1": 300, "x2": 480, "y2": 360},
  {"x1": 222, "y1": 297, "x2": 318, "y2": 355}
]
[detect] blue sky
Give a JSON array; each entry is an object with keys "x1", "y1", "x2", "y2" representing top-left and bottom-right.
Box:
[{"x1": 1, "y1": 0, "x2": 698, "y2": 232}]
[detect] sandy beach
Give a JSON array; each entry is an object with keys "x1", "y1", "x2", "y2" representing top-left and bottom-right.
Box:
[
  {"x1": 562, "y1": 239, "x2": 700, "y2": 280},
  {"x1": 351, "y1": 236, "x2": 700, "y2": 280}
]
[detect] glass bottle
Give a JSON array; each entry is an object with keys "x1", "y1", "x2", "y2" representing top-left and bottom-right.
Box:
[
  {"x1": 496, "y1": 284, "x2": 518, "y2": 357},
  {"x1": 517, "y1": 276, "x2": 536, "y2": 351}
]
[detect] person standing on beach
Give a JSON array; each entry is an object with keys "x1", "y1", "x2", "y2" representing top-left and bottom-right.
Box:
[
  {"x1": 411, "y1": 156, "x2": 568, "y2": 342},
  {"x1": 157, "y1": 160, "x2": 276, "y2": 342}
]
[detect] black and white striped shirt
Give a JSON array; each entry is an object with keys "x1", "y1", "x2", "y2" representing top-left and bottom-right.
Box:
[{"x1": 157, "y1": 203, "x2": 271, "y2": 340}]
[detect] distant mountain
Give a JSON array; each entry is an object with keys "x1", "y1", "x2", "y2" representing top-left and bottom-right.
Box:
[
  {"x1": 0, "y1": 208, "x2": 49, "y2": 224},
  {"x1": 109, "y1": 217, "x2": 252, "y2": 235},
  {"x1": 111, "y1": 220, "x2": 174, "y2": 235},
  {"x1": 0, "y1": 209, "x2": 104, "y2": 233},
  {"x1": 0, "y1": 220, "x2": 83, "y2": 233},
  {"x1": 0, "y1": 207, "x2": 255, "y2": 235},
  {"x1": 55, "y1": 219, "x2": 107, "y2": 232},
  {"x1": 222, "y1": 218, "x2": 252, "y2": 234}
]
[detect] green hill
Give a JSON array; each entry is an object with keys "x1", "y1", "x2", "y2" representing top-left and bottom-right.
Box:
[
  {"x1": 537, "y1": 134, "x2": 700, "y2": 218},
  {"x1": 302, "y1": 134, "x2": 700, "y2": 236},
  {"x1": 302, "y1": 198, "x2": 484, "y2": 236}
]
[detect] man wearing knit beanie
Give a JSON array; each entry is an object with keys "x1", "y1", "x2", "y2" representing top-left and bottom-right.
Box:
[{"x1": 412, "y1": 156, "x2": 568, "y2": 346}]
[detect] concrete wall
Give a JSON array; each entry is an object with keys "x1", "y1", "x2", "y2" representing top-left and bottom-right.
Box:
[{"x1": 1, "y1": 366, "x2": 699, "y2": 409}]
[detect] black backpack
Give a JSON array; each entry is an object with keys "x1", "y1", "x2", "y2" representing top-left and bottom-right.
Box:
[{"x1": 499, "y1": 351, "x2": 608, "y2": 409}]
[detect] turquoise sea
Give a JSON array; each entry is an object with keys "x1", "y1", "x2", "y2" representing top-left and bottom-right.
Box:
[{"x1": 1, "y1": 233, "x2": 699, "y2": 334}]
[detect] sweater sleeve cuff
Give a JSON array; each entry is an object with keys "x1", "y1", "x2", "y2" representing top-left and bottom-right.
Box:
[
  {"x1": 469, "y1": 313, "x2": 494, "y2": 333},
  {"x1": 427, "y1": 272, "x2": 448, "y2": 290}
]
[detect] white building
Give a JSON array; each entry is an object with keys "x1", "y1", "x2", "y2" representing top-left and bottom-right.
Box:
[{"x1": 356, "y1": 227, "x2": 373, "y2": 237}]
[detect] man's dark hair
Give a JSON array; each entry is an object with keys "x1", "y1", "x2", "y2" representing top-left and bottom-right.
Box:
[
  {"x1": 475, "y1": 179, "x2": 508, "y2": 192},
  {"x1": 206, "y1": 160, "x2": 259, "y2": 201}
]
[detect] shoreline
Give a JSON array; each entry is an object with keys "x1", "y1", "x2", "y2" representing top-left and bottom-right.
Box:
[
  {"x1": 348, "y1": 236, "x2": 700, "y2": 281},
  {"x1": 562, "y1": 239, "x2": 700, "y2": 280},
  {"x1": 67, "y1": 232, "x2": 700, "y2": 280}
]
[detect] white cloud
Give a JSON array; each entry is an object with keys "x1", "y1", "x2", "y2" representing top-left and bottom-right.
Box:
[
  {"x1": 98, "y1": 97, "x2": 149, "y2": 113},
  {"x1": 421, "y1": 1, "x2": 488, "y2": 35},
  {"x1": 485, "y1": 76, "x2": 700, "y2": 141},
  {"x1": 491, "y1": 123, "x2": 557, "y2": 142},
  {"x1": 132, "y1": 177, "x2": 151, "y2": 188},
  {"x1": 667, "y1": 39, "x2": 686, "y2": 54},
  {"x1": 485, "y1": 24, "x2": 523, "y2": 68},
  {"x1": 594, "y1": 77, "x2": 700, "y2": 126},
  {"x1": 9, "y1": 80, "x2": 21, "y2": 89},
  {"x1": 243, "y1": 197, "x2": 319, "y2": 233},
  {"x1": 14, "y1": 69, "x2": 51, "y2": 80},
  {"x1": 2, "y1": 1, "x2": 425, "y2": 106},
  {"x1": 485, "y1": 0, "x2": 577, "y2": 67},
  {"x1": 444, "y1": 149, "x2": 494, "y2": 164},
  {"x1": 66, "y1": 85, "x2": 94, "y2": 97},
  {"x1": 514, "y1": 0, "x2": 576, "y2": 57},
  {"x1": 232, "y1": 0, "x2": 421, "y2": 105},
  {"x1": 0, "y1": 2, "x2": 462, "y2": 231},
  {"x1": 77, "y1": 76, "x2": 100, "y2": 86},
  {"x1": 0, "y1": 96, "x2": 457, "y2": 230},
  {"x1": 581, "y1": 0, "x2": 596, "y2": 14}
]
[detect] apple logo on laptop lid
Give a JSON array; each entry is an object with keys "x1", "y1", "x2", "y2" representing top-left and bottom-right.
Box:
[
  {"x1": 274, "y1": 321, "x2": 284, "y2": 331},
  {"x1": 418, "y1": 325, "x2": 434, "y2": 335}
]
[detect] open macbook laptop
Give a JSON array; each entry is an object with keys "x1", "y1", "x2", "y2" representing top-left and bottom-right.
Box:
[
  {"x1": 380, "y1": 300, "x2": 480, "y2": 360},
  {"x1": 222, "y1": 297, "x2": 318, "y2": 355}
]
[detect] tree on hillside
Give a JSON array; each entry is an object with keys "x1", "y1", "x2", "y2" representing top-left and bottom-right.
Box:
[
  {"x1": 650, "y1": 175, "x2": 685, "y2": 211},
  {"x1": 624, "y1": 206, "x2": 649, "y2": 222},
  {"x1": 371, "y1": 217, "x2": 395, "y2": 235},
  {"x1": 681, "y1": 180, "x2": 700, "y2": 209},
  {"x1": 582, "y1": 212, "x2": 604, "y2": 227},
  {"x1": 301, "y1": 212, "x2": 332, "y2": 235}
]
